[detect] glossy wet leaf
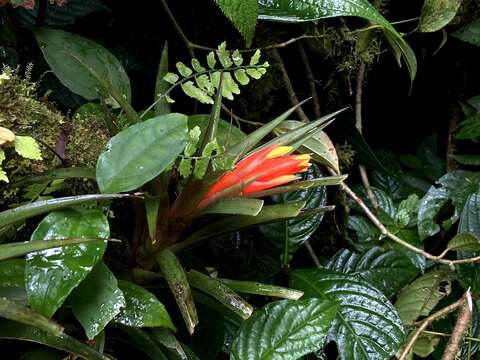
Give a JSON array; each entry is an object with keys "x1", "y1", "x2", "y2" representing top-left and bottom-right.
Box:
[
  {"x1": 69, "y1": 262, "x2": 125, "y2": 339},
  {"x1": 394, "y1": 270, "x2": 451, "y2": 325},
  {"x1": 258, "y1": 0, "x2": 416, "y2": 80},
  {"x1": 347, "y1": 215, "x2": 382, "y2": 250},
  {"x1": 96, "y1": 113, "x2": 189, "y2": 193},
  {"x1": 152, "y1": 328, "x2": 187, "y2": 360},
  {"x1": 34, "y1": 28, "x2": 131, "y2": 102},
  {"x1": 418, "y1": 0, "x2": 461, "y2": 32},
  {"x1": 115, "y1": 280, "x2": 175, "y2": 330},
  {"x1": 290, "y1": 269, "x2": 405, "y2": 360},
  {"x1": 0, "y1": 194, "x2": 127, "y2": 229},
  {"x1": 325, "y1": 247, "x2": 418, "y2": 298},
  {"x1": 0, "y1": 319, "x2": 108, "y2": 360},
  {"x1": 215, "y1": 0, "x2": 258, "y2": 46},
  {"x1": 417, "y1": 171, "x2": 480, "y2": 239},
  {"x1": 447, "y1": 233, "x2": 480, "y2": 251},
  {"x1": 260, "y1": 166, "x2": 327, "y2": 266},
  {"x1": 25, "y1": 208, "x2": 109, "y2": 317},
  {"x1": 230, "y1": 299, "x2": 338, "y2": 360}
]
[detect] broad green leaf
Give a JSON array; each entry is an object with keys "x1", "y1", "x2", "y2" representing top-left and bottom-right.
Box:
[
  {"x1": 274, "y1": 120, "x2": 339, "y2": 173},
  {"x1": 230, "y1": 299, "x2": 338, "y2": 360},
  {"x1": 260, "y1": 165, "x2": 327, "y2": 266},
  {"x1": 418, "y1": 0, "x2": 462, "y2": 33},
  {"x1": 14, "y1": 136, "x2": 42, "y2": 160},
  {"x1": 452, "y1": 154, "x2": 480, "y2": 166},
  {"x1": 25, "y1": 208, "x2": 109, "y2": 317},
  {"x1": 115, "y1": 280, "x2": 175, "y2": 330},
  {"x1": 457, "y1": 187, "x2": 480, "y2": 295},
  {"x1": 347, "y1": 215, "x2": 381, "y2": 250},
  {"x1": 0, "y1": 194, "x2": 127, "y2": 229},
  {"x1": 152, "y1": 328, "x2": 188, "y2": 360},
  {"x1": 202, "y1": 198, "x2": 264, "y2": 216},
  {"x1": 325, "y1": 247, "x2": 418, "y2": 298},
  {"x1": 394, "y1": 270, "x2": 451, "y2": 325},
  {"x1": 395, "y1": 194, "x2": 420, "y2": 228},
  {"x1": 447, "y1": 233, "x2": 480, "y2": 251},
  {"x1": 417, "y1": 171, "x2": 480, "y2": 239},
  {"x1": 453, "y1": 18, "x2": 480, "y2": 46},
  {"x1": 188, "y1": 114, "x2": 246, "y2": 147},
  {"x1": 157, "y1": 249, "x2": 197, "y2": 334},
  {"x1": 0, "y1": 297, "x2": 63, "y2": 335},
  {"x1": 34, "y1": 28, "x2": 131, "y2": 103},
  {"x1": 456, "y1": 114, "x2": 480, "y2": 140},
  {"x1": 96, "y1": 113, "x2": 189, "y2": 193},
  {"x1": 257, "y1": 0, "x2": 416, "y2": 80},
  {"x1": 0, "y1": 259, "x2": 25, "y2": 288},
  {"x1": 0, "y1": 319, "x2": 108, "y2": 360},
  {"x1": 69, "y1": 262, "x2": 126, "y2": 339},
  {"x1": 412, "y1": 333, "x2": 441, "y2": 357},
  {"x1": 215, "y1": 0, "x2": 258, "y2": 47},
  {"x1": 291, "y1": 269, "x2": 405, "y2": 360},
  {"x1": 155, "y1": 41, "x2": 171, "y2": 116}
]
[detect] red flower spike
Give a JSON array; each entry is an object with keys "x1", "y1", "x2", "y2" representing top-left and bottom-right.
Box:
[{"x1": 198, "y1": 145, "x2": 311, "y2": 208}]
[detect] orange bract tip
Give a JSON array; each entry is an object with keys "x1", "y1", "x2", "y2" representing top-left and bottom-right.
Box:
[{"x1": 265, "y1": 146, "x2": 293, "y2": 159}]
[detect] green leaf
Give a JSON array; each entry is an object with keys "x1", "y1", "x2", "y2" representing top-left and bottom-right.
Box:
[
  {"x1": 188, "y1": 114, "x2": 246, "y2": 147},
  {"x1": 418, "y1": 171, "x2": 480, "y2": 239},
  {"x1": 187, "y1": 270, "x2": 253, "y2": 320},
  {"x1": 447, "y1": 233, "x2": 480, "y2": 251},
  {"x1": 274, "y1": 120, "x2": 339, "y2": 173},
  {"x1": 202, "y1": 198, "x2": 264, "y2": 216},
  {"x1": 260, "y1": 165, "x2": 327, "y2": 266},
  {"x1": 214, "y1": 0, "x2": 258, "y2": 47},
  {"x1": 257, "y1": 0, "x2": 417, "y2": 80},
  {"x1": 115, "y1": 280, "x2": 175, "y2": 330},
  {"x1": 453, "y1": 18, "x2": 480, "y2": 46},
  {"x1": 0, "y1": 319, "x2": 109, "y2": 360},
  {"x1": 155, "y1": 41, "x2": 171, "y2": 116},
  {"x1": 164, "y1": 72, "x2": 180, "y2": 85},
  {"x1": 157, "y1": 249, "x2": 197, "y2": 334},
  {"x1": 218, "y1": 278, "x2": 303, "y2": 300},
  {"x1": 181, "y1": 81, "x2": 214, "y2": 104},
  {"x1": 119, "y1": 326, "x2": 169, "y2": 360},
  {"x1": 394, "y1": 270, "x2": 451, "y2": 325},
  {"x1": 457, "y1": 114, "x2": 480, "y2": 140},
  {"x1": 152, "y1": 328, "x2": 188, "y2": 359},
  {"x1": 230, "y1": 299, "x2": 338, "y2": 360},
  {"x1": 0, "y1": 297, "x2": 63, "y2": 335},
  {"x1": 418, "y1": 0, "x2": 462, "y2": 32},
  {"x1": 347, "y1": 215, "x2": 382, "y2": 250},
  {"x1": 0, "y1": 194, "x2": 127, "y2": 230},
  {"x1": 14, "y1": 136, "x2": 42, "y2": 160},
  {"x1": 96, "y1": 113, "x2": 189, "y2": 193},
  {"x1": 25, "y1": 208, "x2": 109, "y2": 318},
  {"x1": 0, "y1": 259, "x2": 25, "y2": 288},
  {"x1": 452, "y1": 154, "x2": 480, "y2": 166},
  {"x1": 395, "y1": 194, "x2": 420, "y2": 228},
  {"x1": 290, "y1": 269, "x2": 405, "y2": 360},
  {"x1": 69, "y1": 262, "x2": 126, "y2": 339},
  {"x1": 234, "y1": 69, "x2": 250, "y2": 85},
  {"x1": 176, "y1": 62, "x2": 193, "y2": 77},
  {"x1": 207, "y1": 51, "x2": 217, "y2": 69},
  {"x1": 325, "y1": 247, "x2": 418, "y2": 298},
  {"x1": 34, "y1": 28, "x2": 131, "y2": 103},
  {"x1": 216, "y1": 42, "x2": 233, "y2": 68},
  {"x1": 250, "y1": 49, "x2": 261, "y2": 65}
]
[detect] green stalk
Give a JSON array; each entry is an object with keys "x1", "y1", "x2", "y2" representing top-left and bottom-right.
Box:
[
  {"x1": 156, "y1": 249, "x2": 198, "y2": 334},
  {"x1": 217, "y1": 279, "x2": 304, "y2": 300},
  {"x1": 187, "y1": 270, "x2": 253, "y2": 320}
]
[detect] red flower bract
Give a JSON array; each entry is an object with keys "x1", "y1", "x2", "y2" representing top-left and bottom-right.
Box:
[{"x1": 198, "y1": 145, "x2": 311, "y2": 208}]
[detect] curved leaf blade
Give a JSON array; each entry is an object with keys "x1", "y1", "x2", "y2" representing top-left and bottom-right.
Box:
[
  {"x1": 25, "y1": 208, "x2": 109, "y2": 318},
  {"x1": 230, "y1": 299, "x2": 338, "y2": 360},
  {"x1": 215, "y1": 0, "x2": 258, "y2": 46},
  {"x1": 418, "y1": 0, "x2": 462, "y2": 33},
  {"x1": 290, "y1": 269, "x2": 405, "y2": 360},
  {"x1": 96, "y1": 113, "x2": 189, "y2": 193}
]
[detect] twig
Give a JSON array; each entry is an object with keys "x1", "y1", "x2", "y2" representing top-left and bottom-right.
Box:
[
  {"x1": 421, "y1": 330, "x2": 480, "y2": 343},
  {"x1": 398, "y1": 294, "x2": 467, "y2": 360},
  {"x1": 159, "y1": 0, "x2": 195, "y2": 58},
  {"x1": 221, "y1": 105, "x2": 263, "y2": 127},
  {"x1": 354, "y1": 61, "x2": 379, "y2": 210},
  {"x1": 299, "y1": 43, "x2": 321, "y2": 118},
  {"x1": 304, "y1": 240, "x2": 321, "y2": 268},
  {"x1": 272, "y1": 49, "x2": 309, "y2": 123},
  {"x1": 441, "y1": 291, "x2": 473, "y2": 360}
]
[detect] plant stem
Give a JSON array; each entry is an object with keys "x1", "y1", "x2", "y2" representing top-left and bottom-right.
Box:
[
  {"x1": 159, "y1": 0, "x2": 195, "y2": 58},
  {"x1": 398, "y1": 294, "x2": 468, "y2": 360},
  {"x1": 299, "y1": 43, "x2": 321, "y2": 118}
]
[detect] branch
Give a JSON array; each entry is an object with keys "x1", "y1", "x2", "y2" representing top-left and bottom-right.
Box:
[
  {"x1": 271, "y1": 49, "x2": 309, "y2": 123},
  {"x1": 441, "y1": 291, "x2": 473, "y2": 360},
  {"x1": 159, "y1": 0, "x2": 195, "y2": 58},
  {"x1": 398, "y1": 293, "x2": 468, "y2": 360},
  {"x1": 299, "y1": 43, "x2": 321, "y2": 118}
]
